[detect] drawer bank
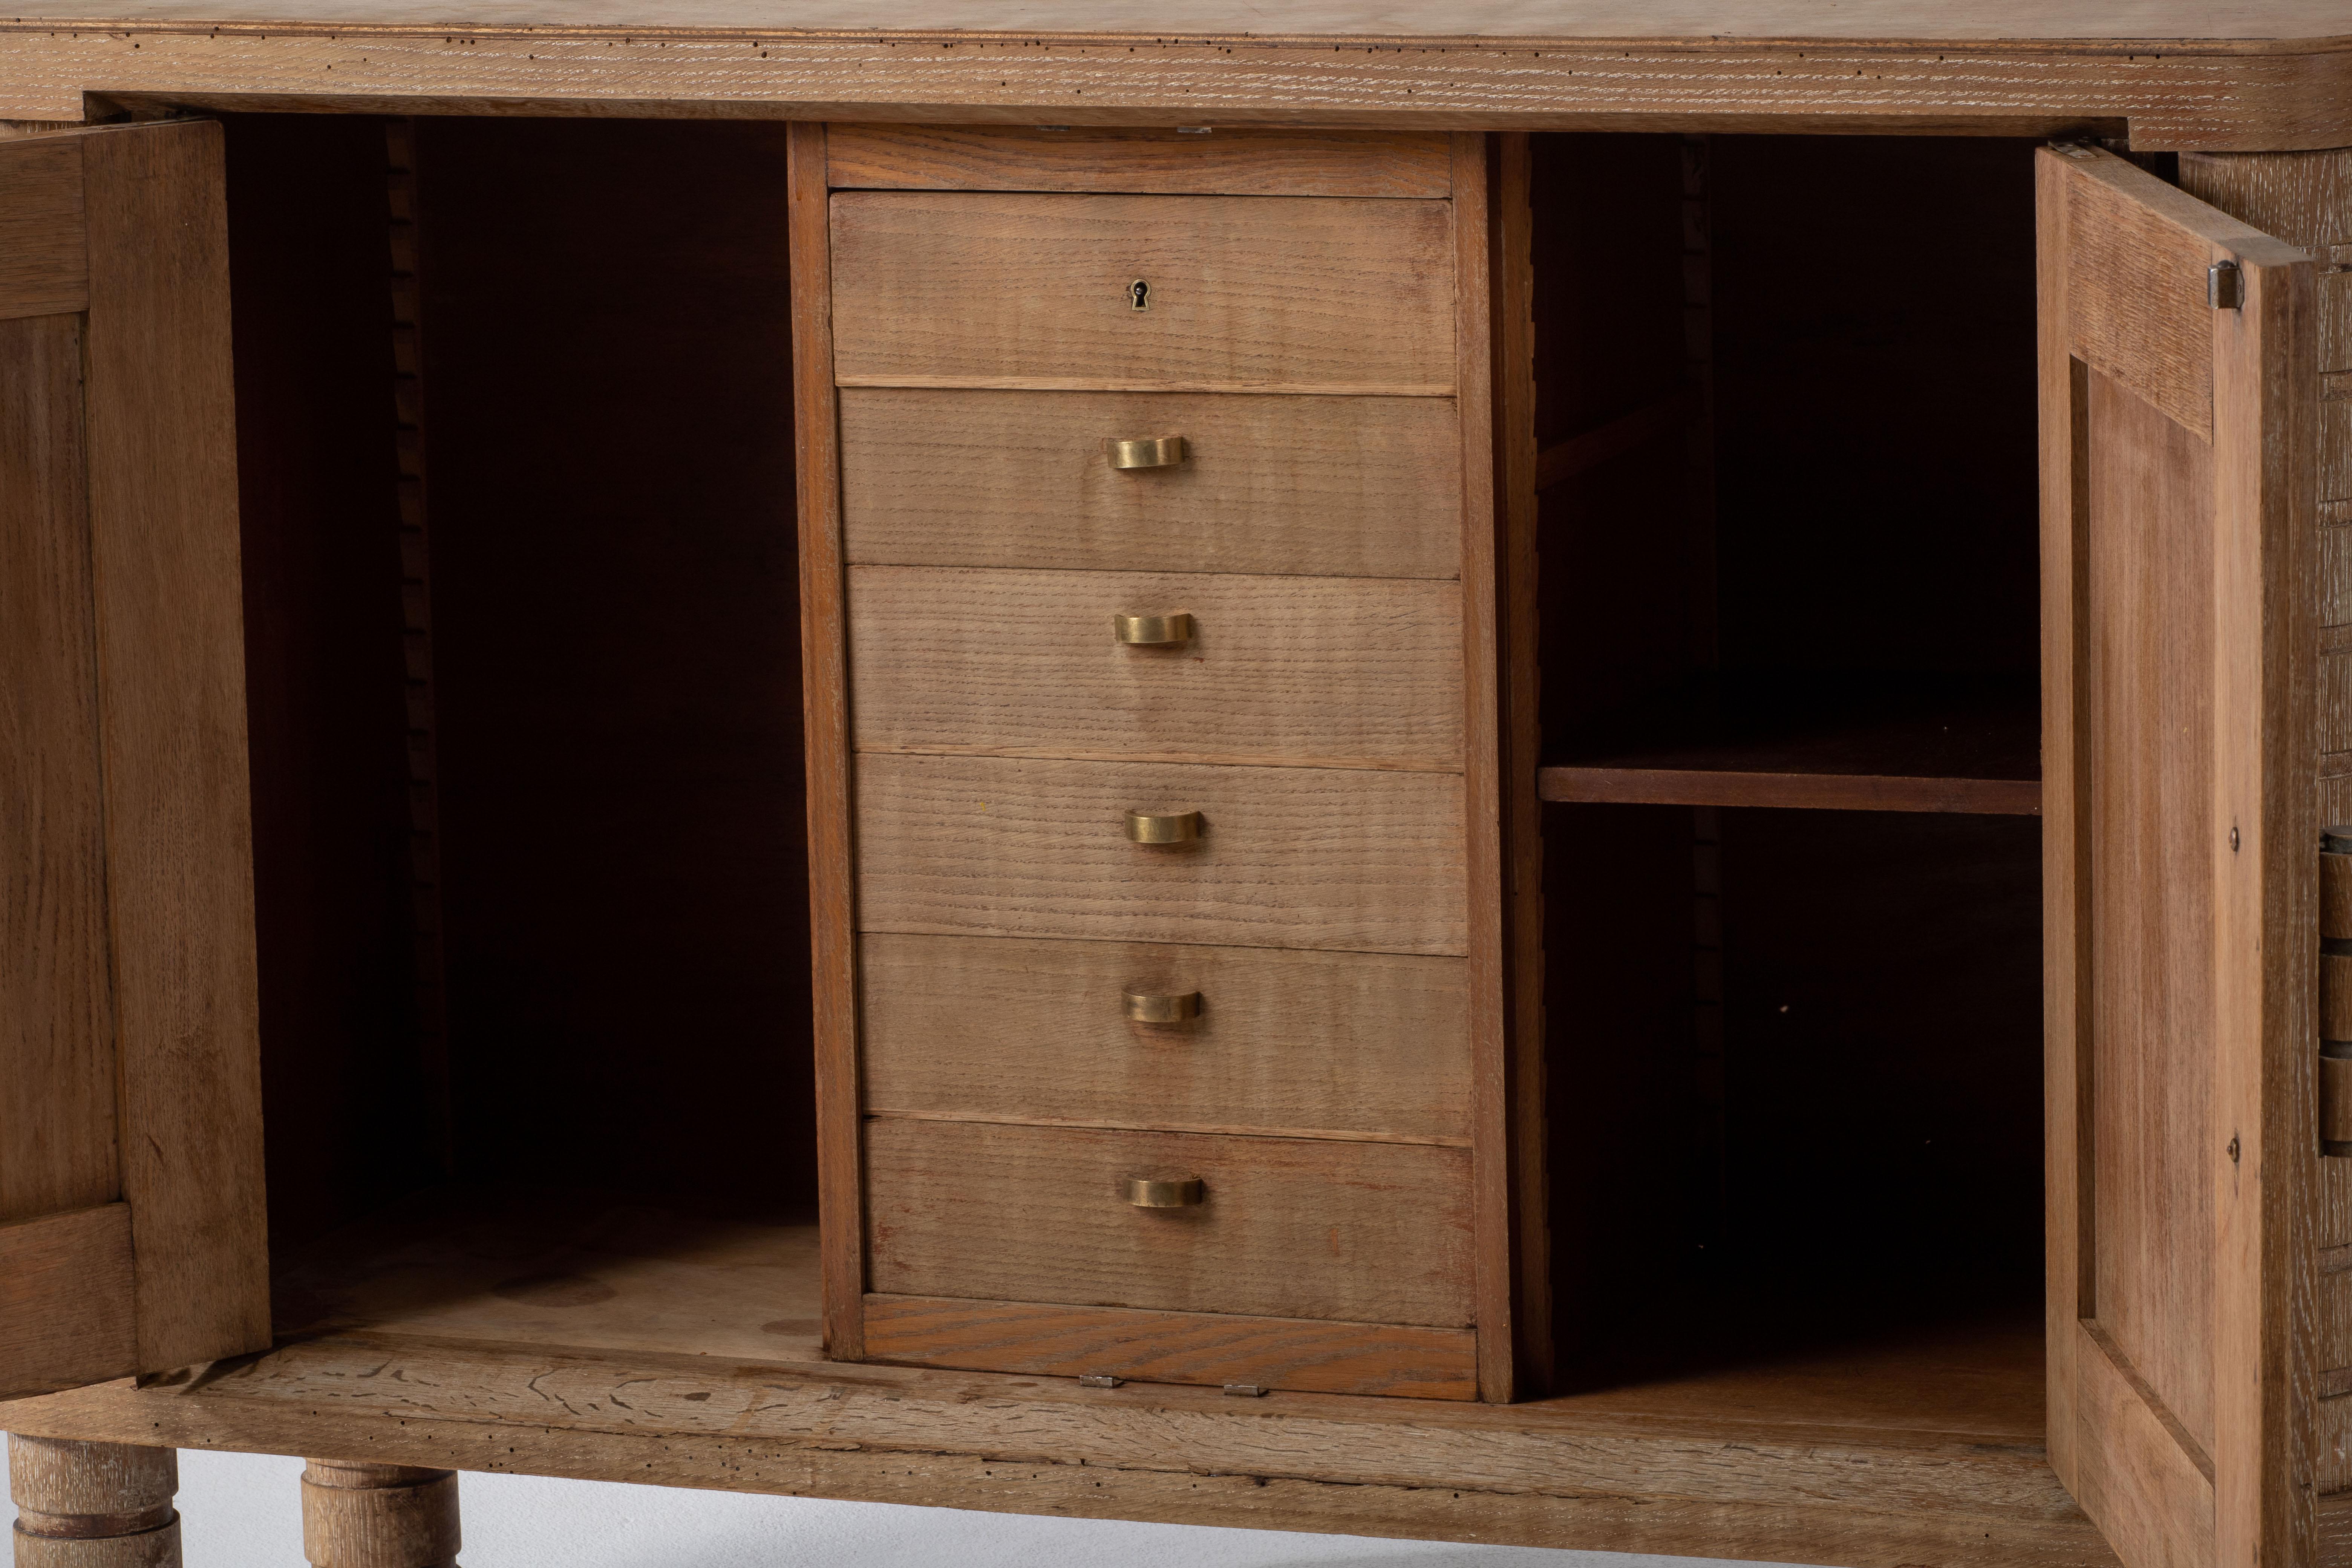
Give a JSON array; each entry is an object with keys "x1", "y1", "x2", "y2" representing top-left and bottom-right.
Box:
[{"x1": 0, "y1": 8, "x2": 2350, "y2": 1568}]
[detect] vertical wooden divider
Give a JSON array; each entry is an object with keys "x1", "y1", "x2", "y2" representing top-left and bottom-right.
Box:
[
  {"x1": 1459, "y1": 130, "x2": 1548, "y2": 1401},
  {"x1": 789, "y1": 119, "x2": 864, "y2": 1362}
]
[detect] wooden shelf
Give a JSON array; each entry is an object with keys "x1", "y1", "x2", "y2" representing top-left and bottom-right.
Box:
[
  {"x1": 272, "y1": 1185, "x2": 822, "y2": 1363},
  {"x1": 1539, "y1": 675, "x2": 2041, "y2": 815}
]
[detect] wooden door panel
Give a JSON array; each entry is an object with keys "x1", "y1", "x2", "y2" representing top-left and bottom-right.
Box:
[
  {"x1": 2085, "y1": 364, "x2": 2220, "y2": 1461},
  {"x1": 0, "y1": 120, "x2": 268, "y2": 1399},
  {"x1": 2040, "y1": 143, "x2": 2316, "y2": 1568}
]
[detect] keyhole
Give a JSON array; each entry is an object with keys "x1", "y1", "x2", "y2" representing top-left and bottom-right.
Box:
[{"x1": 1129, "y1": 279, "x2": 1150, "y2": 311}]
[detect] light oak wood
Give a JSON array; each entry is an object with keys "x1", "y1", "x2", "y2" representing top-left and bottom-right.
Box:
[
  {"x1": 2039, "y1": 143, "x2": 2316, "y2": 1568},
  {"x1": 0, "y1": 312, "x2": 115, "y2": 1233},
  {"x1": 838, "y1": 387, "x2": 1462, "y2": 580},
  {"x1": 0, "y1": 20, "x2": 2349, "y2": 151},
  {"x1": 865, "y1": 1118, "x2": 1473, "y2": 1326},
  {"x1": 864, "y1": 1294, "x2": 1476, "y2": 1399},
  {"x1": 789, "y1": 120, "x2": 865, "y2": 1363},
  {"x1": 7, "y1": 1435, "x2": 179, "y2": 1568},
  {"x1": 859, "y1": 933, "x2": 1470, "y2": 1143},
  {"x1": 79, "y1": 118, "x2": 272, "y2": 1379},
  {"x1": 270, "y1": 1189, "x2": 824, "y2": 1364},
  {"x1": 0, "y1": 132, "x2": 83, "y2": 320},
  {"x1": 0, "y1": 1207, "x2": 135, "y2": 1403},
  {"x1": 854, "y1": 752, "x2": 1467, "y2": 956},
  {"x1": 8, "y1": 0, "x2": 2351, "y2": 42},
  {"x1": 300, "y1": 1462, "x2": 458, "y2": 1568},
  {"x1": 826, "y1": 124, "x2": 1452, "y2": 199},
  {"x1": 0, "y1": 1303, "x2": 2113, "y2": 1568},
  {"x1": 848, "y1": 565, "x2": 1465, "y2": 771},
  {"x1": 829, "y1": 191, "x2": 1454, "y2": 392}
]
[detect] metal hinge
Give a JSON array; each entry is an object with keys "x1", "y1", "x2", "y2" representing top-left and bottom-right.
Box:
[{"x1": 2209, "y1": 260, "x2": 2245, "y2": 311}]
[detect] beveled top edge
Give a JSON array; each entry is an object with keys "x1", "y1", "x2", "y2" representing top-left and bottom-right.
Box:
[{"x1": 7, "y1": 0, "x2": 2352, "y2": 49}]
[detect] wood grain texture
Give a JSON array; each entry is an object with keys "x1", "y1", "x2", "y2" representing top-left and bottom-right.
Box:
[
  {"x1": 854, "y1": 752, "x2": 1467, "y2": 956},
  {"x1": 6, "y1": 1435, "x2": 180, "y2": 1568},
  {"x1": 0, "y1": 1206, "x2": 136, "y2": 1402},
  {"x1": 826, "y1": 124, "x2": 1451, "y2": 199},
  {"x1": 2069, "y1": 1322, "x2": 2219, "y2": 1568},
  {"x1": 0, "y1": 1309, "x2": 2104, "y2": 1566},
  {"x1": 80, "y1": 119, "x2": 271, "y2": 1376},
  {"x1": 2206, "y1": 208, "x2": 2315, "y2": 1568},
  {"x1": 848, "y1": 565, "x2": 1464, "y2": 771},
  {"x1": 865, "y1": 1118, "x2": 1473, "y2": 1326},
  {"x1": 1485, "y1": 129, "x2": 1550, "y2": 1404},
  {"x1": 0, "y1": 132, "x2": 84, "y2": 319},
  {"x1": 8, "y1": 0, "x2": 2352, "y2": 44},
  {"x1": 839, "y1": 387, "x2": 1462, "y2": 580},
  {"x1": 864, "y1": 1294, "x2": 1475, "y2": 1399},
  {"x1": 0, "y1": 23, "x2": 2349, "y2": 152},
  {"x1": 2062, "y1": 151, "x2": 2226, "y2": 436},
  {"x1": 1448, "y1": 130, "x2": 1525, "y2": 1404},
  {"x1": 2039, "y1": 142, "x2": 2317, "y2": 1568},
  {"x1": 2083, "y1": 363, "x2": 2220, "y2": 1463},
  {"x1": 300, "y1": 1461, "x2": 459, "y2": 1568},
  {"x1": 0, "y1": 313, "x2": 117, "y2": 1232},
  {"x1": 270, "y1": 1189, "x2": 824, "y2": 1364},
  {"x1": 859, "y1": 933, "x2": 1470, "y2": 1142},
  {"x1": 788, "y1": 119, "x2": 864, "y2": 1363},
  {"x1": 829, "y1": 191, "x2": 1453, "y2": 391}
]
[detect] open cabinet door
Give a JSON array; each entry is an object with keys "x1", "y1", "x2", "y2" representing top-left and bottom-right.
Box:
[
  {"x1": 2042, "y1": 144, "x2": 2318, "y2": 1568},
  {"x1": 0, "y1": 120, "x2": 268, "y2": 1400}
]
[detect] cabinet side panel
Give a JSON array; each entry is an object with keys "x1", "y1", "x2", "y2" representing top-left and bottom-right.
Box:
[
  {"x1": 0, "y1": 311, "x2": 116, "y2": 1230},
  {"x1": 81, "y1": 118, "x2": 270, "y2": 1373}
]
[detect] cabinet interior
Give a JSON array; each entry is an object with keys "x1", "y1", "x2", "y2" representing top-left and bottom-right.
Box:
[
  {"x1": 225, "y1": 116, "x2": 2044, "y2": 1429},
  {"x1": 1534, "y1": 134, "x2": 2047, "y2": 1400},
  {"x1": 225, "y1": 113, "x2": 825, "y2": 1360}
]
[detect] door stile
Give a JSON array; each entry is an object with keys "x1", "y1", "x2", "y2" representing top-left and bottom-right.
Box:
[
  {"x1": 2039, "y1": 145, "x2": 2095, "y2": 1501},
  {"x1": 2209, "y1": 228, "x2": 2318, "y2": 1568}
]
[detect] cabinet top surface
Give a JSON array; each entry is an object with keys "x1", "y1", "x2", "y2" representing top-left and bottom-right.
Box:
[{"x1": 10, "y1": 0, "x2": 2349, "y2": 44}]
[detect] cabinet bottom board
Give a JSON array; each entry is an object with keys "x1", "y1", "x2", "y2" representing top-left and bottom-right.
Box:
[{"x1": 862, "y1": 1292, "x2": 1476, "y2": 1399}]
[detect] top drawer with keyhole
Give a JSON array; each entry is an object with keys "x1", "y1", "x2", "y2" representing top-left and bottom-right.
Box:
[{"x1": 827, "y1": 191, "x2": 1456, "y2": 391}]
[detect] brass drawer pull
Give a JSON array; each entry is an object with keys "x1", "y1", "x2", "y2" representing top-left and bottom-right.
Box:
[
  {"x1": 1114, "y1": 612, "x2": 1193, "y2": 647},
  {"x1": 1108, "y1": 435, "x2": 1187, "y2": 470},
  {"x1": 1124, "y1": 990, "x2": 1201, "y2": 1023},
  {"x1": 1125, "y1": 809, "x2": 1201, "y2": 844},
  {"x1": 1128, "y1": 1176, "x2": 1204, "y2": 1208}
]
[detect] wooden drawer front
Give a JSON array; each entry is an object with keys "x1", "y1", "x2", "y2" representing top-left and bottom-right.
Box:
[
  {"x1": 855, "y1": 753, "x2": 1467, "y2": 956},
  {"x1": 864, "y1": 1119, "x2": 1474, "y2": 1327},
  {"x1": 839, "y1": 389, "x2": 1461, "y2": 579},
  {"x1": 829, "y1": 192, "x2": 1454, "y2": 391},
  {"x1": 861, "y1": 934, "x2": 1470, "y2": 1142},
  {"x1": 849, "y1": 565, "x2": 1464, "y2": 771}
]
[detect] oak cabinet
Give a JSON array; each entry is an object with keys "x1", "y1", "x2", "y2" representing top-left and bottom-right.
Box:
[{"x1": 0, "y1": 30, "x2": 2348, "y2": 1568}]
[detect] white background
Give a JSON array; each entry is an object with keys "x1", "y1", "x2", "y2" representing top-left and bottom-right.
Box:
[{"x1": 0, "y1": 1442, "x2": 1796, "y2": 1568}]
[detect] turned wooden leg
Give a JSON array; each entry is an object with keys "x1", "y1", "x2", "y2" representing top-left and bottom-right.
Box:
[
  {"x1": 300, "y1": 1461, "x2": 459, "y2": 1568},
  {"x1": 7, "y1": 1436, "x2": 181, "y2": 1567}
]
